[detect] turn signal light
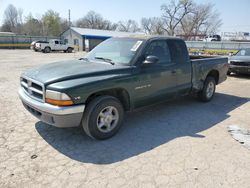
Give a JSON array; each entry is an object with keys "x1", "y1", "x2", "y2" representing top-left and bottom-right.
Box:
[{"x1": 46, "y1": 98, "x2": 73, "y2": 106}]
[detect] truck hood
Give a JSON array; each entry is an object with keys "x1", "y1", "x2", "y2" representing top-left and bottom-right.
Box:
[
  {"x1": 229, "y1": 56, "x2": 250, "y2": 62},
  {"x1": 22, "y1": 60, "x2": 132, "y2": 85}
]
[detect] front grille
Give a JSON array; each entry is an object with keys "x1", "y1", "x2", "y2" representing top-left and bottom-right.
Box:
[
  {"x1": 230, "y1": 61, "x2": 250, "y2": 66},
  {"x1": 20, "y1": 76, "x2": 44, "y2": 102}
]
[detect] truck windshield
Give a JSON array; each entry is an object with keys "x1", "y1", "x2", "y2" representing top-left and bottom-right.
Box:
[{"x1": 85, "y1": 38, "x2": 144, "y2": 65}]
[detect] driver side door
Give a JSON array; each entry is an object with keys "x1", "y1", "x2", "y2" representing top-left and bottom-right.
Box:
[{"x1": 133, "y1": 39, "x2": 178, "y2": 108}]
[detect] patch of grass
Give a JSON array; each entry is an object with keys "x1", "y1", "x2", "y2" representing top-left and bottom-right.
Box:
[{"x1": 188, "y1": 48, "x2": 238, "y2": 56}]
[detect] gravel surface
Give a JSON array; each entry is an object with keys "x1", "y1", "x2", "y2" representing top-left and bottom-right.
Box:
[{"x1": 0, "y1": 50, "x2": 250, "y2": 188}]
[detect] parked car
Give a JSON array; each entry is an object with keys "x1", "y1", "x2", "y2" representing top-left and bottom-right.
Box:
[
  {"x1": 19, "y1": 36, "x2": 228, "y2": 140},
  {"x1": 30, "y1": 40, "x2": 48, "y2": 51},
  {"x1": 35, "y1": 39, "x2": 74, "y2": 53},
  {"x1": 203, "y1": 35, "x2": 221, "y2": 42},
  {"x1": 228, "y1": 48, "x2": 250, "y2": 75}
]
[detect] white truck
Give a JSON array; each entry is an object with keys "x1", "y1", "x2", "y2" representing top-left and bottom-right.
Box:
[
  {"x1": 35, "y1": 39, "x2": 74, "y2": 53},
  {"x1": 203, "y1": 35, "x2": 221, "y2": 42}
]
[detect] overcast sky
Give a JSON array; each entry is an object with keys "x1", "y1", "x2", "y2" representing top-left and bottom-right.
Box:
[{"x1": 0, "y1": 0, "x2": 250, "y2": 33}]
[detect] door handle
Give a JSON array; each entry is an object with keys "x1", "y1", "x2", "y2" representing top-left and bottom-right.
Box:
[{"x1": 171, "y1": 70, "x2": 177, "y2": 74}]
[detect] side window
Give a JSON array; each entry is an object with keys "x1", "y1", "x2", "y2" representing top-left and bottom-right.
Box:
[
  {"x1": 55, "y1": 40, "x2": 59, "y2": 44},
  {"x1": 167, "y1": 40, "x2": 188, "y2": 63},
  {"x1": 64, "y1": 39, "x2": 68, "y2": 44},
  {"x1": 145, "y1": 40, "x2": 171, "y2": 64}
]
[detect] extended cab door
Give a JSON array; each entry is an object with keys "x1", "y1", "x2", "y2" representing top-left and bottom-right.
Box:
[
  {"x1": 167, "y1": 39, "x2": 192, "y2": 96},
  {"x1": 133, "y1": 39, "x2": 178, "y2": 108},
  {"x1": 53, "y1": 40, "x2": 61, "y2": 50}
]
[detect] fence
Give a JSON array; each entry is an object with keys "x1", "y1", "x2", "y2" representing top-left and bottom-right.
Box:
[
  {"x1": 0, "y1": 35, "x2": 60, "y2": 49},
  {"x1": 186, "y1": 41, "x2": 250, "y2": 50},
  {"x1": 1, "y1": 35, "x2": 250, "y2": 50}
]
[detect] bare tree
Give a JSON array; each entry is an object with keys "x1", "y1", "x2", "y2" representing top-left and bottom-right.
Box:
[
  {"x1": 141, "y1": 17, "x2": 164, "y2": 35},
  {"x1": 22, "y1": 13, "x2": 43, "y2": 35},
  {"x1": 76, "y1": 11, "x2": 117, "y2": 30},
  {"x1": 2, "y1": 4, "x2": 19, "y2": 32},
  {"x1": 161, "y1": 0, "x2": 193, "y2": 36},
  {"x1": 117, "y1": 20, "x2": 140, "y2": 32},
  {"x1": 180, "y1": 3, "x2": 222, "y2": 40}
]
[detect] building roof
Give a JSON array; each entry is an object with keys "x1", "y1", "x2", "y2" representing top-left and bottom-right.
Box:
[
  {"x1": 0, "y1": 32, "x2": 16, "y2": 36},
  {"x1": 70, "y1": 27, "x2": 138, "y2": 38}
]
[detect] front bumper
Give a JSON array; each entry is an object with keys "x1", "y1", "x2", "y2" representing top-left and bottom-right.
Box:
[
  {"x1": 229, "y1": 65, "x2": 250, "y2": 74},
  {"x1": 18, "y1": 88, "x2": 85, "y2": 128}
]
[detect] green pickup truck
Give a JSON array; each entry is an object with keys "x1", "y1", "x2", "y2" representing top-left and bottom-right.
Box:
[{"x1": 19, "y1": 36, "x2": 228, "y2": 139}]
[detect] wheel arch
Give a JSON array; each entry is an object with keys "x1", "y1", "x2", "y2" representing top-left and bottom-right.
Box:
[
  {"x1": 85, "y1": 88, "x2": 131, "y2": 111},
  {"x1": 206, "y1": 70, "x2": 219, "y2": 84}
]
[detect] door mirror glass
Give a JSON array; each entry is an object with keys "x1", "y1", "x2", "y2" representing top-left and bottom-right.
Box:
[{"x1": 143, "y1": 55, "x2": 159, "y2": 64}]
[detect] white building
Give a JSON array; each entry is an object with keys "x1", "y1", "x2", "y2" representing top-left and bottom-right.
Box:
[{"x1": 61, "y1": 27, "x2": 135, "y2": 51}]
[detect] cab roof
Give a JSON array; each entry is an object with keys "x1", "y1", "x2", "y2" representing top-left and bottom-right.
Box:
[{"x1": 116, "y1": 35, "x2": 182, "y2": 41}]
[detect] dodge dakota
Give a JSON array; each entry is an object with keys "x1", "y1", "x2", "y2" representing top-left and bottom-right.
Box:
[{"x1": 19, "y1": 36, "x2": 228, "y2": 139}]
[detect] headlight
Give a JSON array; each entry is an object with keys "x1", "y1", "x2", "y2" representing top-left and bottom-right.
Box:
[{"x1": 45, "y1": 90, "x2": 73, "y2": 106}]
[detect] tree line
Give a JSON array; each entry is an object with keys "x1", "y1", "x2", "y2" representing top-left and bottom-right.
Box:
[{"x1": 0, "y1": 0, "x2": 222, "y2": 39}]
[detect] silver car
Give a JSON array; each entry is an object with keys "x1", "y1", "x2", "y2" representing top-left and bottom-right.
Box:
[{"x1": 228, "y1": 48, "x2": 250, "y2": 75}]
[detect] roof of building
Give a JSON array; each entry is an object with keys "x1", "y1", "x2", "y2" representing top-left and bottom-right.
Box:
[
  {"x1": 0, "y1": 32, "x2": 16, "y2": 36},
  {"x1": 63, "y1": 27, "x2": 176, "y2": 41},
  {"x1": 70, "y1": 27, "x2": 140, "y2": 38}
]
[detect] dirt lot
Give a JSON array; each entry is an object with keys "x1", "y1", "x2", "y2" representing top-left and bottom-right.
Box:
[{"x1": 0, "y1": 50, "x2": 250, "y2": 188}]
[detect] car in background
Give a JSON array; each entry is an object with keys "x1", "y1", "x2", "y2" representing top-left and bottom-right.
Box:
[
  {"x1": 35, "y1": 39, "x2": 74, "y2": 53},
  {"x1": 30, "y1": 40, "x2": 48, "y2": 51},
  {"x1": 203, "y1": 35, "x2": 221, "y2": 42},
  {"x1": 228, "y1": 48, "x2": 250, "y2": 75}
]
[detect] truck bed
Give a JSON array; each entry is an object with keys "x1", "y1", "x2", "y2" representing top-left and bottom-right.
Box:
[{"x1": 191, "y1": 56, "x2": 228, "y2": 91}]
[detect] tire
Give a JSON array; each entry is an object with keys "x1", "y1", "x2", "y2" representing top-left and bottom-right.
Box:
[
  {"x1": 82, "y1": 96, "x2": 124, "y2": 140},
  {"x1": 67, "y1": 47, "x2": 73, "y2": 53},
  {"x1": 227, "y1": 71, "x2": 231, "y2": 76},
  {"x1": 44, "y1": 47, "x2": 51, "y2": 53},
  {"x1": 198, "y1": 76, "x2": 216, "y2": 102}
]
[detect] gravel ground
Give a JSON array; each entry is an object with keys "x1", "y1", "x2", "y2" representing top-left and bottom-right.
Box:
[{"x1": 0, "y1": 50, "x2": 250, "y2": 188}]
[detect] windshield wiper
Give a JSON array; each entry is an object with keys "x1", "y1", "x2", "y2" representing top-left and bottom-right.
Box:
[
  {"x1": 79, "y1": 57, "x2": 89, "y2": 61},
  {"x1": 94, "y1": 57, "x2": 115, "y2": 65}
]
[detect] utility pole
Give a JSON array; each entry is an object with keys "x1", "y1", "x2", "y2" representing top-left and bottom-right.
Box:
[{"x1": 68, "y1": 9, "x2": 71, "y2": 27}]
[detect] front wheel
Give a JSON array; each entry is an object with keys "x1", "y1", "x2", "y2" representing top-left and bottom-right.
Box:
[
  {"x1": 198, "y1": 76, "x2": 216, "y2": 102},
  {"x1": 67, "y1": 47, "x2": 73, "y2": 53},
  {"x1": 82, "y1": 96, "x2": 124, "y2": 140}
]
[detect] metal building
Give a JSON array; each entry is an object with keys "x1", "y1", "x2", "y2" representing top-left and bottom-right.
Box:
[{"x1": 61, "y1": 27, "x2": 134, "y2": 51}]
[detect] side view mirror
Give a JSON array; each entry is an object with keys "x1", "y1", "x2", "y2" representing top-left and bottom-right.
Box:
[{"x1": 143, "y1": 55, "x2": 159, "y2": 64}]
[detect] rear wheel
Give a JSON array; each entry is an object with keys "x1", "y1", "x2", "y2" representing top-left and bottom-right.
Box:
[
  {"x1": 227, "y1": 71, "x2": 231, "y2": 76},
  {"x1": 198, "y1": 76, "x2": 216, "y2": 102},
  {"x1": 82, "y1": 96, "x2": 124, "y2": 140},
  {"x1": 44, "y1": 47, "x2": 51, "y2": 53}
]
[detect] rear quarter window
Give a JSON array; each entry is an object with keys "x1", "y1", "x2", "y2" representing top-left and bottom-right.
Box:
[{"x1": 167, "y1": 40, "x2": 188, "y2": 63}]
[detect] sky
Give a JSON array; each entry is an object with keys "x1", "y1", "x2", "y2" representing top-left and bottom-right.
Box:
[{"x1": 0, "y1": 0, "x2": 250, "y2": 33}]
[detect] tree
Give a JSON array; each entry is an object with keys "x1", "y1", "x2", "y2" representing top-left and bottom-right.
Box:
[
  {"x1": 76, "y1": 11, "x2": 117, "y2": 30},
  {"x1": 180, "y1": 3, "x2": 222, "y2": 40},
  {"x1": 22, "y1": 13, "x2": 43, "y2": 35},
  {"x1": 2, "y1": 4, "x2": 19, "y2": 32},
  {"x1": 141, "y1": 17, "x2": 164, "y2": 35},
  {"x1": 117, "y1": 20, "x2": 140, "y2": 32},
  {"x1": 161, "y1": 0, "x2": 193, "y2": 36},
  {"x1": 42, "y1": 10, "x2": 61, "y2": 36}
]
